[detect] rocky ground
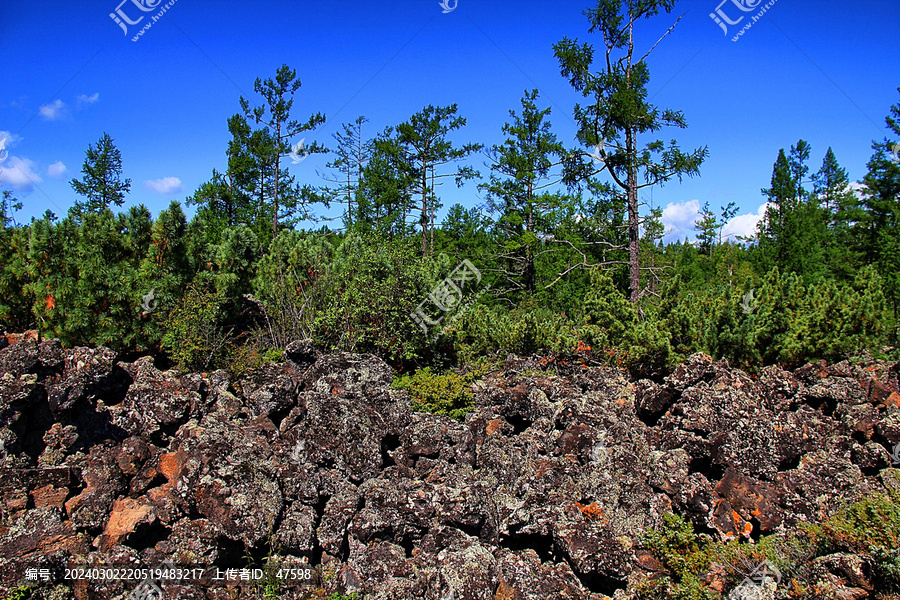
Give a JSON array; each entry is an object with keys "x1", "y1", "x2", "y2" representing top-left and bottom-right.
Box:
[{"x1": 1, "y1": 330, "x2": 899, "y2": 600}]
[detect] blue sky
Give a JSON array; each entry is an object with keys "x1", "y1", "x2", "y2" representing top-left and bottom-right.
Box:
[{"x1": 1, "y1": 0, "x2": 898, "y2": 243}]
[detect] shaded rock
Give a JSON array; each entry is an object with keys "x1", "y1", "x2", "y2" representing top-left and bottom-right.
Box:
[
  {"x1": 232, "y1": 361, "x2": 302, "y2": 421},
  {"x1": 109, "y1": 357, "x2": 204, "y2": 441},
  {"x1": 285, "y1": 339, "x2": 317, "y2": 366},
  {"x1": 273, "y1": 502, "x2": 317, "y2": 555},
  {"x1": 317, "y1": 480, "x2": 360, "y2": 557},
  {"x1": 64, "y1": 444, "x2": 127, "y2": 531},
  {"x1": 495, "y1": 547, "x2": 594, "y2": 600},
  {"x1": 44, "y1": 345, "x2": 125, "y2": 418}
]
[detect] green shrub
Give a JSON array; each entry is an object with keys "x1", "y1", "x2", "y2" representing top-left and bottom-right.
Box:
[
  {"x1": 656, "y1": 266, "x2": 895, "y2": 372},
  {"x1": 640, "y1": 513, "x2": 718, "y2": 600},
  {"x1": 445, "y1": 300, "x2": 579, "y2": 364},
  {"x1": 1, "y1": 585, "x2": 35, "y2": 600},
  {"x1": 252, "y1": 230, "x2": 334, "y2": 348},
  {"x1": 311, "y1": 234, "x2": 434, "y2": 363},
  {"x1": 393, "y1": 367, "x2": 482, "y2": 421},
  {"x1": 640, "y1": 490, "x2": 900, "y2": 599},
  {"x1": 578, "y1": 269, "x2": 672, "y2": 378},
  {"x1": 160, "y1": 274, "x2": 233, "y2": 372}
]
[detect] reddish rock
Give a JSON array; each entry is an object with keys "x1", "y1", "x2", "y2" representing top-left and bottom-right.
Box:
[
  {"x1": 30, "y1": 484, "x2": 68, "y2": 511},
  {"x1": 96, "y1": 497, "x2": 156, "y2": 551}
]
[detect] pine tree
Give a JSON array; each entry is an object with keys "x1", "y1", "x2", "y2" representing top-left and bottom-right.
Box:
[
  {"x1": 554, "y1": 0, "x2": 707, "y2": 302},
  {"x1": 70, "y1": 132, "x2": 131, "y2": 216},
  {"x1": 389, "y1": 104, "x2": 481, "y2": 256},
  {"x1": 240, "y1": 64, "x2": 326, "y2": 238},
  {"x1": 694, "y1": 202, "x2": 718, "y2": 256},
  {"x1": 481, "y1": 89, "x2": 568, "y2": 296},
  {"x1": 358, "y1": 132, "x2": 415, "y2": 238},
  {"x1": 320, "y1": 116, "x2": 373, "y2": 229},
  {"x1": 0, "y1": 190, "x2": 29, "y2": 329},
  {"x1": 757, "y1": 140, "x2": 827, "y2": 281},
  {"x1": 26, "y1": 209, "x2": 143, "y2": 349},
  {"x1": 138, "y1": 201, "x2": 192, "y2": 346},
  {"x1": 812, "y1": 147, "x2": 862, "y2": 281},
  {"x1": 859, "y1": 89, "x2": 900, "y2": 318}
]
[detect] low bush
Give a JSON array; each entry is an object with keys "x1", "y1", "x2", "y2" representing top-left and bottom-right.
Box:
[
  {"x1": 393, "y1": 366, "x2": 483, "y2": 421},
  {"x1": 639, "y1": 488, "x2": 900, "y2": 599}
]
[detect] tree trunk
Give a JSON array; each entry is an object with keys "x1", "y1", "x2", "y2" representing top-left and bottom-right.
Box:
[
  {"x1": 346, "y1": 168, "x2": 352, "y2": 226},
  {"x1": 421, "y1": 167, "x2": 429, "y2": 256},
  {"x1": 429, "y1": 167, "x2": 435, "y2": 256},
  {"x1": 626, "y1": 124, "x2": 640, "y2": 303},
  {"x1": 525, "y1": 181, "x2": 535, "y2": 294},
  {"x1": 273, "y1": 121, "x2": 281, "y2": 239}
]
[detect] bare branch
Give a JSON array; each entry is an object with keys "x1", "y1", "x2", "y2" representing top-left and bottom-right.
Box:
[{"x1": 639, "y1": 13, "x2": 685, "y2": 64}]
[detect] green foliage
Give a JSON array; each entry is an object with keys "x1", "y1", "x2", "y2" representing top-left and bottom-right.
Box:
[
  {"x1": 480, "y1": 89, "x2": 568, "y2": 297},
  {"x1": 656, "y1": 265, "x2": 894, "y2": 371},
  {"x1": 0, "y1": 212, "x2": 31, "y2": 330},
  {"x1": 1, "y1": 69, "x2": 899, "y2": 385},
  {"x1": 393, "y1": 366, "x2": 481, "y2": 421},
  {"x1": 580, "y1": 269, "x2": 672, "y2": 377},
  {"x1": 554, "y1": 0, "x2": 708, "y2": 300},
  {"x1": 859, "y1": 89, "x2": 900, "y2": 319},
  {"x1": 69, "y1": 132, "x2": 131, "y2": 215},
  {"x1": 640, "y1": 513, "x2": 718, "y2": 600},
  {"x1": 160, "y1": 275, "x2": 233, "y2": 372},
  {"x1": 392, "y1": 103, "x2": 482, "y2": 256},
  {"x1": 22, "y1": 208, "x2": 151, "y2": 351},
  {"x1": 240, "y1": 63, "x2": 327, "y2": 238},
  {"x1": 446, "y1": 301, "x2": 579, "y2": 365},
  {"x1": 311, "y1": 233, "x2": 434, "y2": 362},
  {"x1": 641, "y1": 490, "x2": 900, "y2": 600},
  {"x1": 137, "y1": 201, "x2": 192, "y2": 349},
  {"x1": 252, "y1": 230, "x2": 334, "y2": 348},
  {"x1": 1, "y1": 585, "x2": 35, "y2": 600},
  {"x1": 803, "y1": 488, "x2": 900, "y2": 589}
]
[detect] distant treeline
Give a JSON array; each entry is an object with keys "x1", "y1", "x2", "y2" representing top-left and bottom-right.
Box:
[{"x1": 2, "y1": 40, "x2": 898, "y2": 377}]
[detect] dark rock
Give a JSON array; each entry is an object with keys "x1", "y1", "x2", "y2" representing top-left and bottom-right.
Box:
[
  {"x1": 285, "y1": 339, "x2": 317, "y2": 366},
  {"x1": 2, "y1": 341, "x2": 900, "y2": 598},
  {"x1": 233, "y1": 361, "x2": 302, "y2": 421}
]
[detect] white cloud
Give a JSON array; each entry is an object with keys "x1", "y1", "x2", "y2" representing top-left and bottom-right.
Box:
[
  {"x1": 144, "y1": 177, "x2": 183, "y2": 195},
  {"x1": 658, "y1": 199, "x2": 769, "y2": 245},
  {"x1": 0, "y1": 157, "x2": 44, "y2": 193},
  {"x1": 661, "y1": 198, "x2": 700, "y2": 243},
  {"x1": 0, "y1": 131, "x2": 22, "y2": 162},
  {"x1": 848, "y1": 180, "x2": 868, "y2": 198},
  {"x1": 77, "y1": 93, "x2": 100, "y2": 105},
  {"x1": 39, "y1": 99, "x2": 66, "y2": 121},
  {"x1": 47, "y1": 161, "x2": 67, "y2": 178},
  {"x1": 720, "y1": 203, "x2": 769, "y2": 243}
]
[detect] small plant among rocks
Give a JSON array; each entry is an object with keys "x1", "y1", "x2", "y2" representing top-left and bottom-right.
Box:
[
  {"x1": 638, "y1": 488, "x2": 900, "y2": 599},
  {"x1": 393, "y1": 366, "x2": 486, "y2": 421}
]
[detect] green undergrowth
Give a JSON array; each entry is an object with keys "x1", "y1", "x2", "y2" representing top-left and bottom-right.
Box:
[
  {"x1": 639, "y1": 486, "x2": 900, "y2": 599},
  {"x1": 393, "y1": 364, "x2": 488, "y2": 422},
  {"x1": 1, "y1": 586, "x2": 35, "y2": 600}
]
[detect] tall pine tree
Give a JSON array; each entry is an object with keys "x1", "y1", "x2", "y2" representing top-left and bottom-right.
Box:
[
  {"x1": 481, "y1": 89, "x2": 568, "y2": 297},
  {"x1": 554, "y1": 0, "x2": 707, "y2": 302}
]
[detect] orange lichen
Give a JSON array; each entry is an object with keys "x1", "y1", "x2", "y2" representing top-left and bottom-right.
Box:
[
  {"x1": 495, "y1": 579, "x2": 516, "y2": 600},
  {"x1": 885, "y1": 392, "x2": 900, "y2": 408},
  {"x1": 486, "y1": 419, "x2": 502, "y2": 436},
  {"x1": 575, "y1": 501, "x2": 605, "y2": 521},
  {"x1": 575, "y1": 340, "x2": 591, "y2": 352}
]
